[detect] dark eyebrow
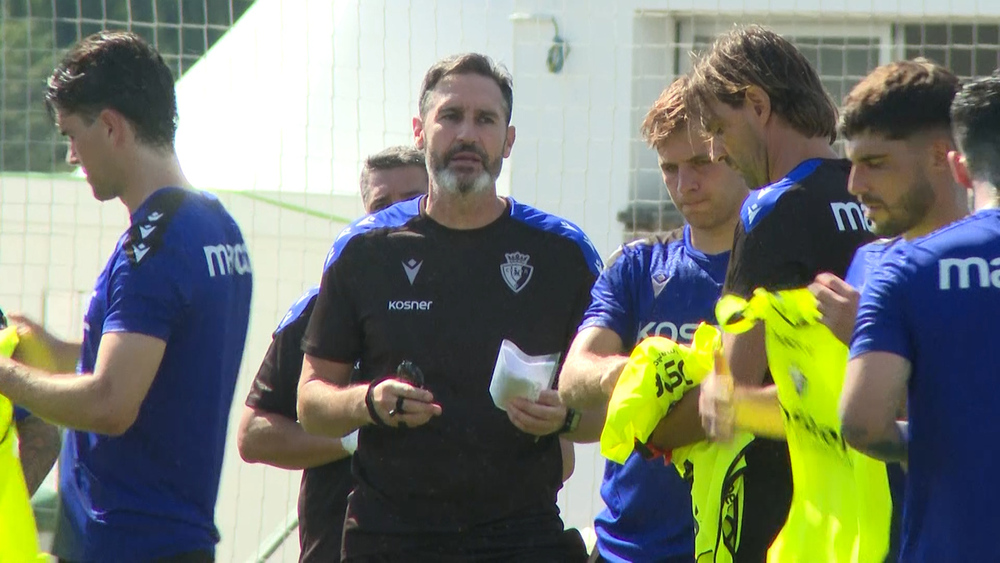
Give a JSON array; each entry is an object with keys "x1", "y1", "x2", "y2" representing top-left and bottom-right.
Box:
[{"x1": 857, "y1": 153, "x2": 888, "y2": 163}]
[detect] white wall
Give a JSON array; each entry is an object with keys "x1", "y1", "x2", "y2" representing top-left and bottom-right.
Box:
[{"x1": 0, "y1": 174, "x2": 351, "y2": 562}]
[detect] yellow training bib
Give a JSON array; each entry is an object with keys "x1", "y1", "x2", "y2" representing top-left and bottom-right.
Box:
[
  {"x1": 717, "y1": 289, "x2": 891, "y2": 563},
  {"x1": 0, "y1": 327, "x2": 45, "y2": 562},
  {"x1": 602, "y1": 324, "x2": 754, "y2": 562}
]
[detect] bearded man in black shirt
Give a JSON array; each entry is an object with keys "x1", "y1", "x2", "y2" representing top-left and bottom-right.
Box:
[{"x1": 298, "y1": 53, "x2": 599, "y2": 562}]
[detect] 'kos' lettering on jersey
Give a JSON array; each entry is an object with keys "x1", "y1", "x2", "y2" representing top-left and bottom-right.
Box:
[
  {"x1": 830, "y1": 202, "x2": 874, "y2": 233},
  {"x1": 204, "y1": 243, "x2": 252, "y2": 277},
  {"x1": 637, "y1": 321, "x2": 701, "y2": 343},
  {"x1": 938, "y1": 257, "x2": 1000, "y2": 289},
  {"x1": 387, "y1": 300, "x2": 433, "y2": 311}
]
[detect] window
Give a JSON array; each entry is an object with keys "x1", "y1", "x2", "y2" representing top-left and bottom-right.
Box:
[
  {"x1": 899, "y1": 23, "x2": 1000, "y2": 79},
  {"x1": 625, "y1": 15, "x2": 1000, "y2": 242}
]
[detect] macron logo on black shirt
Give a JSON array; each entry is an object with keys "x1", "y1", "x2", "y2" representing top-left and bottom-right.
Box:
[{"x1": 830, "y1": 202, "x2": 873, "y2": 233}]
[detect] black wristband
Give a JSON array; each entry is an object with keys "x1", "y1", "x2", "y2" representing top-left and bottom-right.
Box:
[
  {"x1": 559, "y1": 408, "x2": 581, "y2": 434},
  {"x1": 365, "y1": 378, "x2": 390, "y2": 427}
]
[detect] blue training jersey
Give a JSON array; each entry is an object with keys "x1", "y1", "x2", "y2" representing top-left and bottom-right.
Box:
[
  {"x1": 580, "y1": 226, "x2": 728, "y2": 562},
  {"x1": 844, "y1": 237, "x2": 905, "y2": 562},
  {"x1": 850, "y1": 208, "x2": 1000, "y2": 561},
  {"x1": 53, "y1": 187, "x2": 253, "y2": 562},
  {"x1": 844, "y1": 238, "x2": 899, "y2": 291}
]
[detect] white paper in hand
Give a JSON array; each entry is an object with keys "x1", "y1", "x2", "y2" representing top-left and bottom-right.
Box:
[{"x1": 489, "y1": 339, "x2": 561, "y2": 411}]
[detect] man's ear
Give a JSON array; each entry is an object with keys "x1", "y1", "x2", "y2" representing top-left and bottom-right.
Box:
[
  {"x1": 98, "y1": 109, "x2": 133, "y2": 148},
  {"x1": 948, "y1": 150, "x2": 973, "y2": 190},
  {"x1": 502, "y1": 125, "x2": 515, "y2": 158},
  {"x1": 413, "y1": 116, "x2": 425, "y2": 149},
  {"x1": 744, "y1": 85, "x2": 772, "y2": 126}
]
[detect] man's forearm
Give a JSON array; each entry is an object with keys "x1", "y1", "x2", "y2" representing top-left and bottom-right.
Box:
[
  {"x1": 563, "y1": 407, "x2": 606, "y2": 443},
  {"x1": 734, "y1": 384, "x2": 786, "y2": 440},
  {"x1": 50, "y1": 340, "x2": 82, "y2": 373},
  {"x1": 558, "y1": 352, "x2": 628, "y2": 410},
  {"x1": 298, "y1": 380, "x2": 371, "y2": 439},
  {"x1": 724, "y1": 326, "x2": 769, "y2": 387},
  {"x1": 16, "y1": 415, "x2": 60, "y2": 496},
  {"x1": 844, "y1": 419, "x2": 908, "y2": 464},
  {"x1": 0, "y1": 360, "x2": 120, "y2": 434},
  {"x1": 647, "y1": 388, "x2": 705, "y2": 451},
  {"x1": 239, "y1": 408, "x2": 350, "y2": 470}
]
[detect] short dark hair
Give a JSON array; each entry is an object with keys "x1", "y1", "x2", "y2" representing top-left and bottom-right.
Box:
[
  {"x1": 418, "y1": 53, "x2": 514, "y2": 124},
  {"x1": 46, "y1": 31, "x2": 177, "y2": 147},
  {"x1": 951, "y1": 73, "x2": 1000, "y2": 186},
  {"x1": 640, "y1": 76, "x2": 693, "y2": 150},
  {"x1": 688, "y1": 25, "x2": 838, "y2": 143},
  {"x1": 840, "y1": 59, "x2": 959, "y2": 141},
  {"x1": 359, "y1": 145, "x2": 427, "y2": 203}
]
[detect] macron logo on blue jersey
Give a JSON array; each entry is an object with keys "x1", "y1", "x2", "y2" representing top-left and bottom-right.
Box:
[
  {"x1": 939, "y1": 257, "x2": 1000, "y2": 290},
  {"x1": 204, "y1": 243, "x2": 252, "y2": 277}
]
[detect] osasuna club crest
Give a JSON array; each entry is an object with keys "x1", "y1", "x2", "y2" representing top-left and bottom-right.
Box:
[{"x1": 501, "y1": 252, "x2": 533, "y2": 293}]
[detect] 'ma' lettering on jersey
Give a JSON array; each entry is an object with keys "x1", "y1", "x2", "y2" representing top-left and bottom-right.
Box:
[
  {"x1": 637, "y1": 321, "x2": 700, "y2": 342},
  {"x1": 203, "y1": 243, "x2": 252, "y2": 277},
  {"x1": 938, "y1": 257, "x2": 1000, "y2": 290},
  {"x1": 830, "y1": 202, "x2": 874, "y2": 233},
  {"x1": 387, "y1": 300, "x2": 433, "y2": 311}
]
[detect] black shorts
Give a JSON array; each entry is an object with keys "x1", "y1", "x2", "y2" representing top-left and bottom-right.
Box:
[
  {"x1": 736, "y1": 437, "x2": 793, "y2": 562},
  {"x1": 341, "y1": 506, "x2": 588, "y2": 563},
  {"x1": 342, "y1": 528, "x2": 587, "y2": 563},
  {"x1": 60, "y1": 550, "x2": 213, "y2": 563}
]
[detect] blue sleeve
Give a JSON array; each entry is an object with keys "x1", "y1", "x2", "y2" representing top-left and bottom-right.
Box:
[
  {"x1": 843, "y1": 246, "x2": 868, "y2": 289},
  {"x1": 103, "y1": 246, "x2": 191, "y2": 341},
  {"x1": 849, "y1": 250, "x2": 913, "y2": 360},
  {"x1": 577, "y1": 250, "x2": 636, "y2": 344},
  {"x1": 13, "y1": 406, "x2": 30, "y2": 422}
]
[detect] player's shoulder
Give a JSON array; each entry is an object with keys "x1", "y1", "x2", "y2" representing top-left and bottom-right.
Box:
[
  {"x1": 606, "y1": 228, "x2": 685, "y2": 266},
  {"x1": 741, "y1": 158, "x2": 855, "y2": 234},
  {"x1": 275, "y1": 286, "x2": 320, "y2": 335},
  {"x1": 509, "y1": 199, "x2": 603, "y2": 274},
  {"x1": 323, "y1": 197, "x2": 423, "y2": 270},
  {"x1": 897, "y1": 210, "x2": 1000, "y2": 267},
  {"x1": 119, "y1": 187, "x2": 201, "y2": 267},
  {"x1": 856, "y1": 236, "x2": 901, "y2": 257},
  {"x1": 914, "y1": 210, "x2": 999, "y2": 249}
]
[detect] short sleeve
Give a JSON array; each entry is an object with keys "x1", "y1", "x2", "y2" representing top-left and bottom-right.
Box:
[
  {"x1": 103, "y1": 246, "x2": 191, "y2": 341},
  {"x1": 245, "y1": 297, "x2": 317, "y2": 418},
  {"x1": 13, "y1": 406, "x2": 30, "y2": 422},
  {"x1": 849, "y1": 250, "x2": 913, "y2": 361},
  {"x1": 724, "y1": 191, "x2": 815, "y2": 297},
  {"x1": 302, "y1": 242, "x2": 362, "y2": 363},
  {"x1": 578, "y1": 251, "x2": 636, "y2": 345}
]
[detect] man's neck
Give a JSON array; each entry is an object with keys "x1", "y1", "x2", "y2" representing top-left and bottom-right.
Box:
[
  {"x1": 119, "y1": 148, "x2": 189, "y2": 215},
  {"x1": 767, "y1": 128, "x2": 838, "y2": 184},
  {"x1": 972, "y1": 180, "x2": 1000, "y2": 212},
  {"x1": 903, "y1": 180, "x2": 970, "y2": 240},
  {"x1": 424, "y1": 184, "x2": 507, "y2": 229},
  {"x1": 688, "y1": 216, "x2": 739, "y2": 255}
]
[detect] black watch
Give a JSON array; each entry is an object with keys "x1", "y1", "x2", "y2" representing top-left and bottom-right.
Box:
[{"x1": 559, "y1": 408, "x2": 581, "y2": 434}]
